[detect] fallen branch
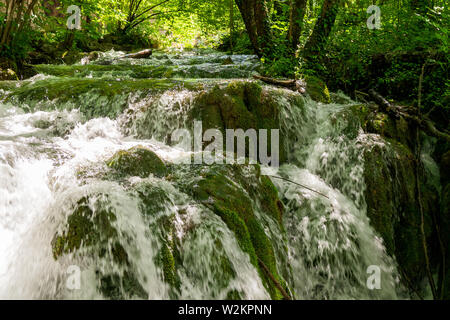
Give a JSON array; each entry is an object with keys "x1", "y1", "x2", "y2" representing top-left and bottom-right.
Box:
[
  {"x1": 268, "y1": 175, "x2": 330, "y2": 199},
  {"x1": 368, "y1": 89, "x2": 450, "y2": 143},
  {"x1": 121, "y1": 49, "x2": 153, "y2": 59},
  {"x1": 253, "y1": 75, "x2": 306, "y2": 94},
  {"x1": 368, "y1": 89, "x2": 401, "y2": 119},
  {"x1": 257, "y1": 258, "x2": 291, "y2": 300}
]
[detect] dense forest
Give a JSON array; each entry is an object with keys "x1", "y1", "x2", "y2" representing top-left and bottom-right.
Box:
[
  {"x1": 0, "y1": 0, "x2": 449, "y2": 301},
  {"x1": 1, "y1": 0, "x2": 448, "y2": 113}
]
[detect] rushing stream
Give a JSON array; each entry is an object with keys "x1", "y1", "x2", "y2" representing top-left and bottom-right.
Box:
[{"x1": 0, "y1": 49, "x2": 406, "y2": 299}]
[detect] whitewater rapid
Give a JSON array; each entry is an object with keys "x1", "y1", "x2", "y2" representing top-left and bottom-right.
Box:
[{"x1": 0, "y1": 51, "x2": 406, "y2": 299}]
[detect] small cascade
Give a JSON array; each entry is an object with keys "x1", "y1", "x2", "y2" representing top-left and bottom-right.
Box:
[{"x1": 0, "y1": 50, "x2": 430, "y2": 299}]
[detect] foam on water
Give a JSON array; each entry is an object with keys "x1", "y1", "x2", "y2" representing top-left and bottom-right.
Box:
[{"x1": 0, "y1": 51, "x2": 420, "y2": 299}]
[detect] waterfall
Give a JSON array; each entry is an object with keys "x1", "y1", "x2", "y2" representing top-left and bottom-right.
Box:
[{"x1": 0, "y1": 50, "x2": 411, "y2": 299}]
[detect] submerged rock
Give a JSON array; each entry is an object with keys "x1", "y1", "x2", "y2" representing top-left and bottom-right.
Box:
[
  {"x1": 106, "y1": 146, "x2": 167, "y2": 178},
  {"x1": 52, "y1": 195, "x2": 147, "y2": 299}
]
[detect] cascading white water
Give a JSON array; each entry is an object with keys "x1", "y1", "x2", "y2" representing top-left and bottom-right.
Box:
[{"x1": 0, "y1": 51, "x2": 407, "y2": 299}]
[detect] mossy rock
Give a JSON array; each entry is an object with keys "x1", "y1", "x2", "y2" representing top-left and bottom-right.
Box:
[
  {"x1": 363, "y1": 139, "x2": 438, "y2": 292},
  {"x1": 52, "y1": 196, "x2": 119, "y2": 259},
  {"x1": 365, "y1": 110, "x2": 415, "y2": 149},
  {"x1": 52, "y1": 195, "x2": 147, "y2": 299},
  {"x1": 221, "y1": 57, "x2": 234, "y2": 65},
  {"x1": 304, "y1": 75, "x2": 331, "y2": 104},
  {"x1": 107, "y1": 146, "x2": 167, "y2": 178},
  {"x1": 189, "y1": 81, "x2": 287, "y2": 164},
  {"x1": 135, "y1": 183, "x2": 172, "y2": 216},
  {"x1": 133, "y1": 185, "x2": 182, "y2": 295},
  {"x1": 175, "y1": 164, "x2": 289, "y2": 300}
]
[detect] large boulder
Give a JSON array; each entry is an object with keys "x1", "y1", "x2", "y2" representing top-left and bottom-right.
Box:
[
  {"x1": 174, "y1": 164, "x2": 290, "y2": 299},
  {"x1": 106, "y1": 146, "x2": 167, "y2": 178},
  {"x1": 189, "y1": 81, "x2": 302, "y2": 164},
  {"x1": 361, "y1": 110, "x2": 441, "y2": 294}
]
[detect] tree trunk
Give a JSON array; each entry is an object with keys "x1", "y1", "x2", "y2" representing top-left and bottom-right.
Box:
[
  {"x1": 230, "y1": 0, "x2": 234, "y2": 54},
  {"x1": 1, "y1": 0, "x2": 16, "y2": 46},
  {"x1": 303, "y1": 0, "x2": 341, "y2": 58},
  {"x1": 288, "y1": 0, "x2": 308, "y2": 50},
  {"x1": 235, "y1": 0, "x2": 272, "y2": 57}
]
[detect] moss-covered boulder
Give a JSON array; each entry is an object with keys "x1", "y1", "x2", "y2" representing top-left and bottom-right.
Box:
[
  {"x1": 364, "y1": 110, "x2": 415, "y2": 149},
  {"x1": 52, "y1": 195, "x2": 147, "y2": 299},
  {"x1": 107, "y1": 146, "x2": 167, "y2": 178},
  {"x1": 189, "y1": 81, "x2": 291, "y2": 164},
  {"x1": 304, "y1": 75, "x2": 331, "y2": 104},
  {"x1": 175, "y1": 164, "x2": 289, "y2": 299},
  {"x1": 363, "y1": 137, "x2": 439, "y2": 293}
]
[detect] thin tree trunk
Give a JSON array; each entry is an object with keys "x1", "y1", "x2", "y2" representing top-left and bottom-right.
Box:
[
  {"x1": 229, "y1": 0, "x2": 234, "y2": 54},
  {"x1": 1, "y1": 0, "x2": 17, "y2": 46},
  {"x1": 288, "y1": 0, "x2": 308, "y2": 49},
  {"x1": 8, "y1": 0, "x2": 25, "y2": 47}
]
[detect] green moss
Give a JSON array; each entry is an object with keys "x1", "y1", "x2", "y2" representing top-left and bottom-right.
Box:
[
  {"x1": 304, "y1": 75, "x2": 331, "y2": 103},
  {"x1": 159, "y1": 241, "x2": 179, "y2": 289},
  {"x1": 52, "y1": 195, "x2": 148, "y2": 299},
  {"x1": 107, "y1": 145, "x2": 167, "y2": 178},
  {"x1": 259, "y1": 175, "x2": 284, "y2": 226},
  {"x1": 152, "y1": 214, "x2": 182, "y2": 296},
  {"x1": 189, "y1": 81, "x2": 287, "y2": 163},
  {"x1": 225, "y1": 289, "x2": 242, "y2": 300},
  {"x1": 4, "y1": 78, "x2": 198, "y2": 117},
  {"x1": 181, "y1": 165, "x2": 289, "y2": 299},
  {"x1": 52, "y1": 196, "x2": 118, "y2": 259},
  {"x1": 363, "y1": 137, "x2": 438, "y2": 291}
]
